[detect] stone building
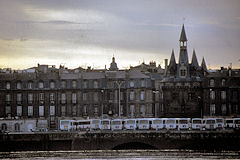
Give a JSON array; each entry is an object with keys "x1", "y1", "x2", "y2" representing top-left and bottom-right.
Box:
[{"x1": 0, "y1": 24, "x2": 240, "y2": 131}]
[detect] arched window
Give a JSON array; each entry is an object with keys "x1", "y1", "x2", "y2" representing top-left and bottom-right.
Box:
[
  {"x1": 1, "y1": 123, "x2": 7, "y2": 131},
  {"x1": 221, "y1": 79, "x2": 226, "y2": 86},
  {"x1": 15, "y1": 123, "x2": 20, "y2": 131},
  {"x1": 209, "y1": 79, "x2": 215, "y2": 87},
  {"x1": 17, "y1": 81, "x2": 22, "y2": 89}
]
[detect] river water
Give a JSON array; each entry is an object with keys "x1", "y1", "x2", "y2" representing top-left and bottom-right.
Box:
[{"x1": 0, "y1": 150, "x2": 239, "y2": 160}]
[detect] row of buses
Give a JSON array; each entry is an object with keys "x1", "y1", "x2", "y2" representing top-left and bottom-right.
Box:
[{"x1": 59, "y1": 118, "x2": 240, "y2": 131}]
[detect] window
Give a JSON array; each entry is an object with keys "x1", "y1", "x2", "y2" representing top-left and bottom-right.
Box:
[
  {"x1": 17, "y1": 82, "x2": 21, "y2": 89},
  {"x1": 83, "y1": 81, "x2": 88, "y2": 89},
  {"x1": 5, "y1": 106, "x2": 11, "y2": 116},
  {"x1": 221, "y1": 79, "x2": 226, "y2": 86},
  {"x1": 210, "y1": 90, "x2": 215, "y2": 100},
  {"x1": 2, "y1": 123, "x2": 7, "y2": 131},
  {"x1": 72, "y1": 80, "x2": 77, "y2": 88},
  {"x1": 221, "y1": 104, "x2": 227, "y2": 115},
  {"x1": 180, "y1": 69, "x2": 186, "y2": 77},
  {"x1": 39, "y1": 93, "x2": 44, "y2": 101},
  {"x1": 28, "y1": 106, "x2": 33, "y2": 116},
  {"x1": 6, "y1": 94, "x2": 11, "y2": 102},
  {"x1": 140, "y1": 105, "x2": 146, "y2": 116},
  {"x1": 94, "y1": 105, "x2": 98, "y2": 115},
  {"x1": 72, "y1": 105, "x2": 77, "y2": 116},
  {"x1": 83, "y1": 93, "x2": 87, "y2": 101},
  {"x1": 50, "y1": 81, "x2": 55, "y2": 89},
  {"x1": 130, "y1": 105, "x2": 135, "y2": 117},
  {"x1": 61, "y1": 106, "x2": 66, "y2": 116},
  {"x1": 61, "y1": 81, "x2": 66, "y2": 89},
  {"x1": 61, "y1": 93, "x2": 66, "y2": 104},
  {"x1": 17, "y1": 106, "x2": 22, "y2": 116},
  {"x1": 17, "y1": 93, "x2": 22, "y2": 102},
  {"x1": 72, "y1": 93, "x2": 77, "y2": 103},
  {"x1": 39, "y1": 81, "x2": 44, "y2": 89},
  {"x1": 6, "y1": 82, "x2": 10, "y2": 89},
  {"x1": 210, "y1": 104, "x2": 215, "y2": 116},
  {"x1": 93, "y1": 80, "x2": 98, "y2": 89},
  {"x1": 130, "y1": 91, "x2": 135, "y2": 101},
  {"x1": 50, "y1": 106, "x2": 55, "y2": 116},
  {"x1": 28, "y1": 93, "x2": 33, "y2": 103},
  {"x1": 39, "y1": 106, "x2": 44, "y2": 117},
  {"x1": 232, "y1": 91, "x2": 238, "y2": 101},
  {"x1": 83, "y1": 105, "x2": 87, "y2": 115},
  {"x1": 28, "y1": 82, "x2": 33, "y2": 89},
  {"x1": 221, "y1": 91, "x2": 226, "y2": 100},
  {"x1": 140, "y1": 91, "x2": 145, "y2": 101},
  {"x1": 93, "y1": 92, "x2": 98, "y2": 102},
  {"x1": 15, "y1": 123, "x2": 20, "y2": 131},
  {"x1": 130, "y1": 81, "x2": 134, "y2": 87},
  {"x1": 50, "y1": 93, "x2": 54, "y2": 101},
  {"x1": 209, "y1": 79, "x2": 215, "y2": 87},
  {"x1": 141, "y1": 79, "x2": 145, "y2": 87}
]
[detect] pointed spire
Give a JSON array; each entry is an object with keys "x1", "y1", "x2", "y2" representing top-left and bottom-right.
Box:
[
  {"x1": 191, "y1": 49, "x2": 199, "y2": 68},
  {"x1": 179, "y1": 24, "x2": 187, "y2": 42},
  {"x1": 201, "y1": 57, "x2": 207, "y2": 71},
  {"x1": 169, "y1": 49, "x2": 176, "y2": 67}
]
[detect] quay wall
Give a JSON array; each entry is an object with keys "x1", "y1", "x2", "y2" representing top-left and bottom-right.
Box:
[{"x1": 1, "y1": 130, "x2": 240, "y2": 151}]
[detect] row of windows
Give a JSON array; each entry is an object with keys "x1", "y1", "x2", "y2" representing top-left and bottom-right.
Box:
[
  {"x1": 209, "y1": 104, "x2": 239, "y2": 116},
  {"x1": 209, "y1": 79, "x2": 226, "y2": 87},
  {"x1": 4, "y1": 80, "x2": 146, "y2": 90},
  {"x1": 209, "y1": 90, "x2": 227, "y2": 100},
  {"x1": 4, "y1": 104, "x2": 148, "y2": 117},
  {"x1": 5, "y1": 91, "x2": 147, "y2": 103}
]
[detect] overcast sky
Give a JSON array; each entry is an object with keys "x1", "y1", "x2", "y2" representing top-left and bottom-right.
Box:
[{"x1": 0, "y1": 0, "x2": 240, "y2": 70}]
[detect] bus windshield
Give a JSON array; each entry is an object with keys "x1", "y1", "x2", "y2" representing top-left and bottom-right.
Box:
[
  {"x1": 193, "y1": 120, "x2": 201, "y2": 124},
  {"x1": 92, "y1": 120, "x2": 100, "y2": 124},
  {"x1": 153, "y1": 120, "x2": 162, "y2": 124},
  {"x1": 179, "y1": 120, "x2": 188, "y2": 124},
  {"x1": 139, "y1": 120, "x2": 148, "y2": 124},
  {"x1": 101, "y1": 121, "x2": 110, "y2": 125},
  {"x1": 216, "y1": 119, "x2": 223, "y2": 123},
  {"x1": 61, "y1": 121, "x2": 69, "y2": 125},
  {"x1": 166, "y1": 120, "x2": 175, "y2": 124},
  {"x1": 206, "y1": 120, "x2": 215, "y2": 124},
  {"x1": 112, "y1": 121, "x2": 121, "y2": 125},
  {"x1": 126, "y1": 120, "x2": 135, "y2": 124}
]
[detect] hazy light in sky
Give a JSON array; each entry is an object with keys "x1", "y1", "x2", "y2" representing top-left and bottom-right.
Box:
[{"x1": 0, "y1": 0, "x2": 240, "y2": 70}]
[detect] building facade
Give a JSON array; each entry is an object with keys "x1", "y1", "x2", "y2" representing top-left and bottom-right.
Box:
[{"x1": 0, "y1": 25, "x2": 240, "y2": 130}]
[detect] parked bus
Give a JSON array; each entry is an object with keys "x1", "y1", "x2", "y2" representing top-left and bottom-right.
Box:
[
  {"x1": 165, "y1": 118, "x2": 177, "y2": 130},
  {"x1": 124, "y1": 119, "x2": 137, "y2": 130},
  {"x1": 111, "y1": 119, "x2": 123, "y2": 131},
  {"x1": 91, "y1": 119, "x2": 101, "y2": 130},
  {"x1": 151, "y1": 118, "x2": 165, "y2": 130},
  {"x1": 191, "y1": 118, "x2": 203, "y2": 130},
  {"x1": 100, "y1": 119, "x2": 111, "y2": 130},
  {"x1": 137, "y1": 118, "x2": 150, "y2": 130},
  {"x1": 204, "y1": 118, "x2": 217, "y2": 130},
  {"x1": 177, "y1": 118, "x2": 191, "y2": 130}
]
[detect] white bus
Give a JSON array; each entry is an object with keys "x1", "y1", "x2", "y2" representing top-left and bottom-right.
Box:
[
  {"x1": 151, "y1": 118, "x2": 165, "y2": 130},
  {"x1": 225, "y1": 119, "x2": 234, "y2": 129},
  {"x1": 165, "y1": 118, "x2": 177, "y2": 130},
  {"x1": 91, "y1": 119, "x2": 101, "y2": 130},
  {"x1": 100, "y1": 119, "x2": 111, "y2": 130},
  {"x1": 216, "y1": 118, "x2": 225, "y2": 130},
  {"x1": 204, "y1": 118, "x2": 217, "y2": 130},
  {"x1": 59, "y1": 120, "x2": 72, "y2": 131},
  {"x1": 177, "y1": 118, "x2": 191, "y2": 130},
  {"x1": 234, "y1": 118, "x2": 240, "y2": 130},
  {"x1": 124, "y1": 119, "x2": 137, "y2": 130},
  {"x1": 111, "y1": 119, "x2": 123, "y2": 131},
  {"x1": 74, "y1": 120, "x2": 91, "y2": 131},
  {"x1": 191, "y1": 118, "x2": 203, "y2": 130},
  {"x1": 137, "y1": 119, "x2": 150, "y2": 130}
]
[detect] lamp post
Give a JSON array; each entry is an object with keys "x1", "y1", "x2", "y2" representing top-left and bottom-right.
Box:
[
  {"x1": 115, "y1": 81, "x2": 124, "y2": 118},
  {"x1": 101, "y1": 89, "x2": 104, "y2": 119},
  {"x1": 153, "y1": 90, "x2": 159, "y2": 118}
]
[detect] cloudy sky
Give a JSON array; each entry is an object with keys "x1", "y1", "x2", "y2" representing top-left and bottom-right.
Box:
[{"x1": 0, "y1": 0, "x2": 240, "y2": 70}]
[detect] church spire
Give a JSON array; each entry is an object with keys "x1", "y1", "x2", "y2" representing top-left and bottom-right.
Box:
[
  {"x1": 169, "y1": 49, "x2": 176, "y2": 67},
  {"x1": 201, "y1": 57, "x2": 207, "y2": 71},
  {"x1": 191, "y1": 49, "x2": 199, "y2": 68},
  {"x1": 179, "y1": 24, "x2": 187, "y2": 42}
]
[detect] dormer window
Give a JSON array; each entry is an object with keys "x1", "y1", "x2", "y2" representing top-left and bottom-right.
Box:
[
  {"x1": 221, "y1": 79, "x2": 226, "y2": 86},
  {"x1": 180, "y1": 69, "x2": 186, "y2": 77}
]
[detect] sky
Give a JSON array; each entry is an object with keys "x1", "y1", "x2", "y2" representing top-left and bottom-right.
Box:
[{"x1": 0, "y1": 0, "x2": 240, "y2": 70}]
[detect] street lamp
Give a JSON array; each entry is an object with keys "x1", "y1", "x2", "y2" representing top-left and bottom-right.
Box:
[
  {"x1": 101, "y1": 89, "x2": 104, "y2": 119},
  {"x1": 153, "y1": 90, "x2": 159, "y2": 118},
  {"x1": 115, "y1": 81, "x2": 124, "y2": 118}
]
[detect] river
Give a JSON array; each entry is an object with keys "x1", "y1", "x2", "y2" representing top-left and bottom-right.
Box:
[{"x1": 0, "y1": 150, "x2": 239, "y2": 160}]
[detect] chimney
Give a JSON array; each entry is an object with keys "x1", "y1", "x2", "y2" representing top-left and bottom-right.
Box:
[{"x1": 164, "y1": 59, "x2": 168, "y2": 70}]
